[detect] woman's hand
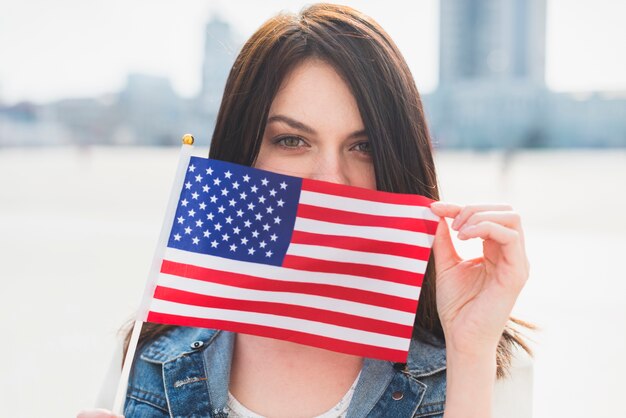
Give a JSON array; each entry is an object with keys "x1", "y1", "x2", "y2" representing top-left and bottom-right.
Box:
[
  {"x1": 77, "y1": 409, "x2": 123, "y2": 418},
  {"x1": 429, "y1": 202, "x2": 529, "y2": 357},
  {"x1": 430, "y1": 202, "x2": 530, "y2": 418}
]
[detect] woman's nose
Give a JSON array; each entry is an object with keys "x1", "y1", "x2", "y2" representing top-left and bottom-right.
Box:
[{"x1": 307, "y1": 152, "x2": 350, "y2": 185}]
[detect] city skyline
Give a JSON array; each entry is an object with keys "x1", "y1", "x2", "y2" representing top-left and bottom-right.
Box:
[{"x1": 1, "y1": 0, "x2": 625, "y2": 105}]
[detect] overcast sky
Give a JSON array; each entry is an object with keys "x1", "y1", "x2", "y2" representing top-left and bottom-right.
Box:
[{"x1": 1, "y1": 0, "x2": 625, "y2": 104}]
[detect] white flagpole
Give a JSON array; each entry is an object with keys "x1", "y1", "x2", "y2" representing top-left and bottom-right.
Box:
[{"x1": 112, "y1": 134, "x2": 198, "y2": 414}]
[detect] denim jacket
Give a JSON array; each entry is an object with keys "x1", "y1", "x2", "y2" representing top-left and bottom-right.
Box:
[{"x1": 124, "y1": 326, "x2": 447, "y2": 417}]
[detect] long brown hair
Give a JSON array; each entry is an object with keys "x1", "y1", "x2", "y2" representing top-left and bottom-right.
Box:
[{"x1": 127, "y1": 3, "x2": 532, "y2": 378}]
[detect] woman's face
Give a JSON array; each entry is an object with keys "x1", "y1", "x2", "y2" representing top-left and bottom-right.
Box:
[{"x1": 255, "y1": 59, "x2": 376, "y2": 190}]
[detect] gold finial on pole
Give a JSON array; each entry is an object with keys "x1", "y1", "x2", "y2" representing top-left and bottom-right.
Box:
[{"x1": 182, "y1": 134, "x2": 195, "y2": 145}]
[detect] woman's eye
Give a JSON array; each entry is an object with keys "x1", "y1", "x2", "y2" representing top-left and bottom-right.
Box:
[
  {"x1": 275, "y1": 136, "x2": 306, "y2": 148},
  {"x1": 352, "y1": 141, "x2": 372, "y2": 154}
]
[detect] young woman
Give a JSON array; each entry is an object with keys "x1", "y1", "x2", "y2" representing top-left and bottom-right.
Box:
[{"x1": 79, "y1": 4, "x2": 531, "y2": 417}]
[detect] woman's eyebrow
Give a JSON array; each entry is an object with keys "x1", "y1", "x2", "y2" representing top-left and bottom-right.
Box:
[
  {"x1": 267, "y1": 114, "x2": 367, "y2": 139},
  {"x1": 267, "y1": 114, "x2": 317, "y2": 134}
]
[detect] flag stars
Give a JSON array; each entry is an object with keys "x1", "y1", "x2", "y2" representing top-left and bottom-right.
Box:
[
  {"x1": 277, "y1": 199, "x2": 285, "y2": 207},
  {"x1": 214, "y1": 223, "x2": 222, "y2": 231},
  {"x1": 177, "y1": 216, "x2": 185, "y2": 224},
  {"x1": 248, "y1": 247, "x2": 256, "y2": 255},
  {"x1": 202, "y1": 185, "x2": 210, "y2": 193},
  {"x1": 191, "y1": 192, "x2": 199, "y2": 200},
  {"x1": 221, "y1": 188, "x2": 229, "y2": 196},
  {"x1": 255, "y1": 213, "x2": 263, "y2": 221},
  {"x1": 265, "y1": 250, "x2": 273, "y2": 258},
  {"x1": 213, "y1": 178, "x2": 221, "y2": 186},
  {"x1": 244, "y1": 220, "x2": 252, "y2": 228},
  {"x1": 258, "y1": 196, "x2": 266, "y2": 204},
  {"x1": 230, "y1": 244, "x2": 237, "y2": 252},
  {"x1": 181, "y1": 199, "x2": 189, "y2": 207},
  {"x1": 262, "y1": 223, "x2": 270, "y2": 231},
  {"x1": 239, "y1": 192, "x2": 247, "y2": 200},
  {"x1": 236, "y1": 209, "x2": 244, "y2": 217},
  {"x1": 251, "y1": 185, "x2": 258, "y2": 193},
  {"x1": 233, "y1": 226, "x2": 241, "y2": 235},
  {"x1": 217, "y1": 205, "x2": 226, "y2": 214},
  {"x1": 192, "y1": 237, "x2": 200, "y2": 245},
  {"x1": 225, "y1": 216, "x2": 233, "y2": 224},
  {"x1": 173, "y1": 233, "x2": 181, "y2": 241},
  {"x1": 269, "y1": 189, "x2": 277, "y2": 197},
  {"x1": 270, "y1": 233, "x2": 278, "y2": 242},
  {"x1": 206, "y1": 167, "x2": 214, "y2": 175},
  {"x1": 280, "y1": 181, "x2": 287, "y2": 190},
  {"x1": 266, "y1": 206, "x2": 274, "y2": 214},
  {"x1": 188, "y1": 164, "x2": 196, "y2": 172},
  {"x1": 261, "y1": 178, "x2": 269, "y2": 186},
  {"x1": 247, "y1": 202, "x2": 256, "y2": 211},
  {"x1": 241, "y1": 237, "x2": 248, "y2": 245},
  {"x1": 211, "y1": 240, "x2": 218, "y2": 248},
  {"x1": 259, "y1": 240, "x2": 267, "y2": 249},
  {"x1": 195, "y1": 219, "x2": 204, "y2": 228},
  {"x1": 274, "y1": 216, "x2": 282, "y2": 224},
  {"x1": 199, "y1": 202, "x2": 207, "y2": 210},
  {"x1": 185, "y1": 181, "x2": 192, "y2": 190},
  {"x1": 210, "y1": 195, "x2": 218, "y2": 203},
  {"x1": 222, "y1": 233, "x2": 230, "y2": 241},
  {"x1": 203, "y1": 229, "x2": 210, "y2": 238},
  {"x1": 195, "y1": 174, "x2": 203, "y2": 182},
  {"x1": 207, "y1": 213, "x2": 214, "y2": 221},
  {"x1": 243, "y1": 174, "x2": 250, "y2": 182},
  {"x1": 188, "y1": 209, "x2": 196, "y2": 217},
  {"x1": 225, "y1": 170, "x2": 233, "y2": 179},
  {"x1": 252, "y1": 230, "x2": 259, "y2": 238},
  {"x1": 229, "y1": 198, "x2": 236, "y2": 207},
  {"x1": 184, "y1": 226, "x2": 192, "y2": 235},
  {"x1": 232, "y1": 181, "x2": 240, "y2": 190}
]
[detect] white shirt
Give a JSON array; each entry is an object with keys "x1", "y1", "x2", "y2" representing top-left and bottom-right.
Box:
[{"x1": 225, "y1": 371, "x2": 361, "y2": 418}]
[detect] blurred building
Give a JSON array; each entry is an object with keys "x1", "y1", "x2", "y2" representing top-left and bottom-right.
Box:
[
  {"x1": 201, "y1": 14, "x2": 238, "y2": 117},
  {"x1": 0, "y1": 14, "x2": 237, "y2": 147},
  {"x1": 1, "y1": 4, "x2": 624, "y2": 148},
  {"x1": 425, "y1": 0, "x2": 626, "y2": 148}
]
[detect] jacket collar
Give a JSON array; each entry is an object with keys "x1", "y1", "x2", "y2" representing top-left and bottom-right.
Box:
[
  {"x1": 139, "y1": 326, "x2": 447, "y2": 416},
  {"x1": 140, "y1": 326, "x2": 447, "y2": 372},
  {"x1": 405, "y1": 328, "x2": 447, "y2": 377}
]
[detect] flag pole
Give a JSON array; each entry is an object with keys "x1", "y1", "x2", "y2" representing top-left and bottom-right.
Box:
[{"x1": 112, "y1": 134, "x2": 197, "y2": 415}]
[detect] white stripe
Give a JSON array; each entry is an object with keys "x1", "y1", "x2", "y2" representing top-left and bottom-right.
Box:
[
  {"x1": 156, "y1": 273, "x2": 415, "y2": 325},
  {"x1": 164, "y1": 247, "x2": 421, "y2": 299},
  {"x1": 286, "y1": 243, "x2": 427, "y2": 274},
  {"x1": 299, "y1": 190, "x2": 439, "y2": 221},
  {"x1": 149, "y1": 298, "x2": 411, "y2": 351},
  {"x1": 294, "y1": 217, "x2": 435, "y2": 248}
]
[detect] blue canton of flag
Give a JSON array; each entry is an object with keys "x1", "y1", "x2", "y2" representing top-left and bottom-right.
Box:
[{"x1": 167, "y1": 157, "x2": 303, "y2": 267}]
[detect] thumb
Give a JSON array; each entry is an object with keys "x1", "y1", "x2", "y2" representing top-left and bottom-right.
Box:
[{"x1": 432, "y1": 217, "x2": 461, "y2": 273}]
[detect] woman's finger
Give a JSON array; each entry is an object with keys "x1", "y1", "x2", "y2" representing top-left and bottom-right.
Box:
[
  {"x1": 458, "y1": 211, "x2": 524, "y2": 242},
  {"x1": 458, "y1": 220, "x2": 520, "y2": 247},
  {"x1": 432, "y1": 217, "x2": 462, "y2": 273},
  {"x1": 450, "y1": 204, "x2": 513, "y2": 231},
  {"x1": 430, "y1": 201, "x2": 462, "y2": 218},
  {"x1": 76, "y1": 409, "x2": 123, "y2": 418}
]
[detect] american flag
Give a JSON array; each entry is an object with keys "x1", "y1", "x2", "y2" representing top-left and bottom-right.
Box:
[{"x1": 143, "y1": 155, "x2": 439, "y2": 362}]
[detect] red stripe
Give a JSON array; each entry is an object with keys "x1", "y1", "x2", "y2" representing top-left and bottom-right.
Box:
[
  {"x1": 302, "y1": 178, "x2": 434, "y2": 207},
  {"x1": 146, "y1": 311, "x2": 410, "y2": 362},
  {"x1": 290, "y1": 230, "x2": 432, "y2": 260},
  {"x1": 282, "y1": 255, "x2": 424, "y2": 287},
  {"x1": 160, "y1": 260, "x2": 419, "y2": 313},
  {"x1": 296, "y1": 204, "x2": 438, "y2": 234},
  {"x1": 153, "y1": 286, "x2": 414, "y2": 339}
]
